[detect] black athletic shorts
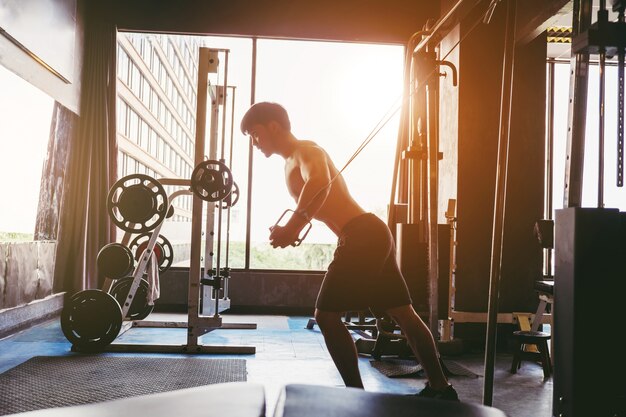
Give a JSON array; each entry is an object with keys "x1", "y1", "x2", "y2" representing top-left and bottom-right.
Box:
[{"x1": 316, "y1": 213, "x2": 412, "y2": 312}]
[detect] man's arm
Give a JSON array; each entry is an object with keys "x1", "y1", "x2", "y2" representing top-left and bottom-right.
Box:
[
  {"x1": 293, "y1": 146, "x2": 332, "y2": 223},
  {"x1": 269, "y1": 146, "x2": 332, "y2": 247}
]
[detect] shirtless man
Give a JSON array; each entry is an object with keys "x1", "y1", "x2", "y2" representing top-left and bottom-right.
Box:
[{"x1": 240, "y1": 102, "x2": 458, "y2": 400}]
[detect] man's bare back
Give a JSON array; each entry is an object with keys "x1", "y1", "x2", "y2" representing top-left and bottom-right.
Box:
[{"x1": 284, "y1": 141, "x2": 365, "y2": 235}]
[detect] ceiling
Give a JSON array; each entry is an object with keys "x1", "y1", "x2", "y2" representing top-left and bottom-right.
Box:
[{"x1": 546, "y1": 2, "x2": 623, "y2": 60}]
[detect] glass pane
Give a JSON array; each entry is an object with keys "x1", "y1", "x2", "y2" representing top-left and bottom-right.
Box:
[
  {"x1": 552, "y1": 62, "x2": 626, "y2": 212},
  {"x1": 201, "y1": 36, "x2": 253, "y2": 270},
  {"x1": 115, "y1": 32, "x2": 252, "y2": 269},
  {"x1": 251, "y1": 39, "x2": 404, "y2": 270},
  {"x1": 0, "y1": 65, "x2": 54, "y2": 241},
  {"x1": 581, "y1": 64, "x2": 625, "y2": 209}
]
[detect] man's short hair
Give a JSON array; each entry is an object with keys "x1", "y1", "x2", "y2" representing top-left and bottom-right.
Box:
[{"x1": 240, "y1": 102, "x2": 291, "y2": 134}]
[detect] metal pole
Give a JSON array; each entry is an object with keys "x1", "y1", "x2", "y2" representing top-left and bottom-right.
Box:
[
  {"x1": 220, "y1": 52, "x2": 229, "y2": 160},
  {"x1": 546, "y1": 61, "x2": 555, "y2": 276},
  {"x1": 408, "y1": 55, "x2": 421, "y2": 225},
  {"x1": 598, "y1": 49, "x2": 606, "y2": 207},
  {"x1": 563, "y1": 0, "x2": 593, "y2": 207},
  {"x1": 244, "y1": 38, "x2": 257, "y2": 270},
  {"x1": 188, "y1": 48, "x2": 210, "y2": 346},
  {"x1": 483, "y1": 0, "x2": 516, "y2": 406},
  {"x1": 414, "y1": 0, "x2": 483, "y2": 54},
  {"x1": 214, "y1": 50, "x2": 229, "y2": 316},
  {"x1": 546, "y1": 62, "x2": 555, "y2": 219},
  {"x1": 617, "y1": 7, "x2": 625, "y2": 187},
  {"x1": 225, "y1": 86, "x2": 237, "y2": 274},
  {"x1": 425, "y1": 48, "x2": 440, "y2": 336}
]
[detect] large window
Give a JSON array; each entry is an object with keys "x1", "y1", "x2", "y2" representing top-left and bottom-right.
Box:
[
  {"x1": 0, "y1": 65, "x2": 54, "y2": 241},
  {"x1": 115, "y1": 33, "x2": 403, "y2": 271},
  {"x1": 552, "y1": 62, "x2": 626, "y2": 212},
  {"x1": 249, "y1": 39, "x2": 404, "y2": 269}
]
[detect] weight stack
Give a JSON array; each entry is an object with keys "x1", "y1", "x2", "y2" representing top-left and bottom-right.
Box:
[
  {"x1": 396, "y1": 223, "x2": 450, "y2": 320},
  {"x1": 553, "y1": 208, "x2": 626, "y2": 417}
]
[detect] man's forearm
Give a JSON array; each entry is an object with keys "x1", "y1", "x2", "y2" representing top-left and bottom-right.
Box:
[{"x1": 291, "y1": 178, "x2": 329, "y2": 226}]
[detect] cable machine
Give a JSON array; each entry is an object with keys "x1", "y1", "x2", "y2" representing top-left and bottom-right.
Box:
[
  {"x1": 60, "y1": 48, "x2": 256, "y2": 355},
  {"x1": 553, "y1": 0, "x2": 626, "y2": 415}
]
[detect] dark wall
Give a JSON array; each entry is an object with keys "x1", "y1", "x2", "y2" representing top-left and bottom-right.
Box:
[
  {"x1": 157, "y1": 268, "x2": 324, "y2": 315},
  {"x1": 112, "y1": 0, "x2": 439, "y2": 45},
  {"x1": 439, "y1": 4, "x2": 545, "y2": 321},
  {"x1": 498, "y1": 33, "x2": 546, "y2": 311}
]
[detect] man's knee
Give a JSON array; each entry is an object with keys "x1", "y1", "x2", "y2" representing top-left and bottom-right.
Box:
[
  {"x1": 314, "y1": 309, "x2": 344, "y2": 330},
  {"x1": 385, "y1": 304, "x2": 418, "y2": 326}
]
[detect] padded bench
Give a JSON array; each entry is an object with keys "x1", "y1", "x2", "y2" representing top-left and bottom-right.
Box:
[
  {"x1": 274, "y1": 384, "x2": 508, "y2": 417},
  {"x1": 5, "y1": 382, "x2": 508, "y2": 417}
]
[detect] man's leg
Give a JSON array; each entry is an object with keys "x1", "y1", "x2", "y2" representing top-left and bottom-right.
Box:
[
  {"x1": 386, "y1": 304, "x2": 449, "y2": 391},
  {"x1": 314, "y1": 309, "x2": 364, "y2": 388}
]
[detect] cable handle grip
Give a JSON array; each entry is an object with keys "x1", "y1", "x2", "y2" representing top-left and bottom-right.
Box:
[{"x1": 270, "y1": 209, "x2": 313, "y2": 247}]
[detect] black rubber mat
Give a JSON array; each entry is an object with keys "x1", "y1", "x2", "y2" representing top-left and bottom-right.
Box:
[
  {"x1": 0, "y1": 356, "x2": 246, "y2": 415},
  {"x1": 370, "y1": 358, "x2": 480, "y2": 379}
]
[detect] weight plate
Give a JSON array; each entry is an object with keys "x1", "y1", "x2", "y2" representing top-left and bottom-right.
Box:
[
  {"x1": 60, "y1": 289, "x2": 123, "y2": 352},
  {"x1": 109, "y1": 277, "x2": 154, "y2": 321},
  {"x1": 97, "y1": 243, "x2": 134, "y2": 279},
  {"x1": 107, "y1": 174, "x2": 169, "y2": 233},
  {"x1": 129, "y1": 233, "x2": 174, "y2": 274},
  {"x1": 190, "y1": 160, "x2": 233, "y2": 202},
  {"x1": 221, "y1": 181, "x2": 240, "y2": 209}
]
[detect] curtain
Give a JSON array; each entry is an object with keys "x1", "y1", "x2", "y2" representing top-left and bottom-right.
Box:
[
  {"x1": 53, "y1": 2, "x2": 117, "y2": 294},
  {"x1": 34, "y1": 102, "x2": 76, "y2": 241}
]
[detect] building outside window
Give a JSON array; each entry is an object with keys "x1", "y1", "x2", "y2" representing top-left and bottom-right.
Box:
[{"x1": 115, "y1": 32, "x2": 404, "y2": 271}]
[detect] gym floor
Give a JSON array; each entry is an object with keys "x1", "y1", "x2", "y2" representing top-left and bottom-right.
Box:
[{"x1": 0, "y1": 313, "x2": 552, "y2": 417}]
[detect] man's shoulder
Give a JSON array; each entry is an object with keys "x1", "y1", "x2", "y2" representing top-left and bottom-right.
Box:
[
  {"x1": 295, "y1": 141, "x2": 326, "y2": 156},
  {"x1": 298, "y1": 140, "x2": 320, "y2": 148}
]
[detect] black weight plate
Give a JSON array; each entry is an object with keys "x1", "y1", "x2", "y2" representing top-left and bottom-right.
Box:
[
  {"x1": 109, "y1": 277, "x2": 154, "y2": 321},
  {"x1": 97, "y1": 243, "x2": 134, "y2": 279},
  {"x1": 190, "y1": 160, "x2": 233, "y2": 202},
  {"x1": 221, "y1": 181, "x2": 240, "y2": 209},
  {"x1": 129, "y1": 233, "x2": 174, "y2": 274},
  {"x1": 107, "y1": 174, "x2": 168, "y2": 233},
  {"x1": 60, "y1": 289, "x2": 123, "y2": 352},
  {"x1": 117, "y1": 184, "x2": 156, "y2": 224}
]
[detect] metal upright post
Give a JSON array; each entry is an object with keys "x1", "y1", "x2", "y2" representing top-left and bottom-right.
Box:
[
  {"x1": 598, "y1": 46, "x2": 606, "y2": 207},
  {"x1": 563, "y1": 0, "x2": 593, "y2": 208},
  {"x1": 188, "y1": 48, "x2": 215, "y2": 348},
  {"x1": 617, "y1": 2, "x2": 625, "y2": 187},
  {"x1": 425, "y1": 45, "x2": 441, "y2": 336},
  {"x1": 202, "y1": 83, "x2": 222, "y2": 316},
  {"x1": 483, "y1": 0, "x2": 516, "y2": 406},
  {"x1": 546, "y1": 61, "x2": 555, "y2": 275}
]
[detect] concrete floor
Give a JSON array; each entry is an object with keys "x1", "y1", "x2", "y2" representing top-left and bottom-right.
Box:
[{"x1": 0, "y1": 312, "x2": 553, "y2": 417}]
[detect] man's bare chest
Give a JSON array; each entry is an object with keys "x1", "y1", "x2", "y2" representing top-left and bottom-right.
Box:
[{"x1": 284, "y1": 164, "x2": 304, "y2": 199}]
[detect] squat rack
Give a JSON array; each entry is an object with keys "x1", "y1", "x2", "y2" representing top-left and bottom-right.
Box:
[{"x1": 104, "y1": 47, "x2": 256, "y2": 354}]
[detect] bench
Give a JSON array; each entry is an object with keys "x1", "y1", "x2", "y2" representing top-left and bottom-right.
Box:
[
  {"x1": 6, "y1": 382, "x2": 508, "y2": 417},
  {"x1": 275, "y1": 384, "x2": 508, "y2": 417}
]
